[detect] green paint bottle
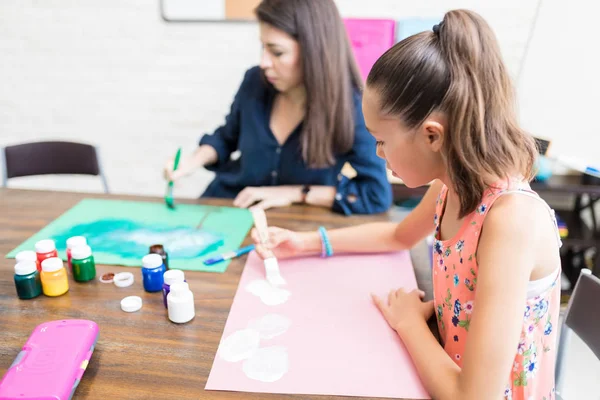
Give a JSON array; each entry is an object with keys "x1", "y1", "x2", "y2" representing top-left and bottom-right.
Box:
[
  {"x1": 71, "y1": 245, "x2": 96, "y2": 282},
  {"x1": 14, "y1": 261, "x2": 42, "y2": 299}
]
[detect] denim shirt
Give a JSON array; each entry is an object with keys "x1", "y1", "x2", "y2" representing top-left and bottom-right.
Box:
[{"x1": 199, "y1": 66, "x2": 392, "y2": 215}]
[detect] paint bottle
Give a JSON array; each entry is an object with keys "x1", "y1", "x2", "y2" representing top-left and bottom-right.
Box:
[
  {"x1": 16, "y1": 250, "x2": 40, "y2": 272},
  {"x1": 162, "y1": 269, "x2": 186, "y2": 308},
  {"x1": 40, "y1": 257, "x2": 69, "y2": 297},
  {"x1": 167, "y1": 282, "x2": 195, "y2": 323},
  {"x1": 14, "y1": 261, "x2": 43, "y2": 300},
  {"x1": 35, "y1": 240, "x2": 58, "y2": 271},
  {"x1": 149, "y1": 244, "x2": 169, "y2": 270},
  {"x1": 66, "y1": 236, "x2": 87, "y2": 272},
  {"x1": 141, "y1": 254, "x2": 166, "y2": 292},
  {"x1": 71, "y1": 245, "x2": 96, "y2": 282}
]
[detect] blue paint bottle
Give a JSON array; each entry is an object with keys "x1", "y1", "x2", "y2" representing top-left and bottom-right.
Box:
[{"x1": 141, "y1": 254, "x2": 166, "y2": 292}]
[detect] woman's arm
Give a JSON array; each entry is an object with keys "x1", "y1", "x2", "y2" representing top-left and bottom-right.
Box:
[
  {"x1": 166, "y1": 145, "x2": 218, "y2": 181},
  {"x1": 164, "y1": 68, "x2": 258, "y2": 182},
  {"x1": 329, "y1": 94, "x2": 392, "y2": 215}
]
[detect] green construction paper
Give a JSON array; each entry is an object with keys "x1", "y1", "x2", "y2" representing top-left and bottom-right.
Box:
[{"x1": 6, "y1": 198, "x2": 253, "y2": 273}]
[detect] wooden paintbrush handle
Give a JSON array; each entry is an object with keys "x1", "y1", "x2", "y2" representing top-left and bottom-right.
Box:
[{"x1": 250, "y1": 208, "x2": 269, "y2": 244}]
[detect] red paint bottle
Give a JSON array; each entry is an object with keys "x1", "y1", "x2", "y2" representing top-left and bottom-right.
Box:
[{"x1": 35, "y1": 239, "x2": 58, "y2": 271}]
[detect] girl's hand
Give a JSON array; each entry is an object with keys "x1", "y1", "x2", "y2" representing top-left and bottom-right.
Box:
[
  {"x1": 250, "y1": 226, "x2": 308, "y2": 260},
  {"x1": 234, "y1": 186, "x2": 302, "y2": 210},
  {"x1": 372, "y1": 288, "x2": 434, "y2": 333}
]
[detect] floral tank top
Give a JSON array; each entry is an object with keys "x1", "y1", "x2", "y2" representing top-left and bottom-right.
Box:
[{"x1": 432, "y1": 181, "x2": 562, "y2": 400}]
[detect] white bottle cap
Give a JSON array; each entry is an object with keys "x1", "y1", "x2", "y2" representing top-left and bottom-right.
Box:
[
  {"x1": 67, "y1": 236, "x2": 87, "y2": 249},
  {"x1": 163, "y1": 269, "x2": 185, "y2": 286},
  {"x1": 142, "y1": 253, "x2": 163, "y2": 269},
  {"x1": 41, "y1": 257, "x2": 64, "y2": 272},
  {"x1": 113, "y1": 272, "x2": 134, "y2": 288},
  {"x1": 35, "y1": 239, "x2": 56, "y2": 254},
  {"x1": 71, "y1": 245, "x2": 92, "y2": 260},
  {"x1": 169, "y1": 281, "x2": 190, "y2": 296},
  {"x1": 14, "y1": 261, "x2": 37, "y2": 276},
  {"x1": 120, "y1": 296, "x2": 143, "y2": 313},
  {"x1": 16, "y1": 250, "x2": 37, "y2": 263}
]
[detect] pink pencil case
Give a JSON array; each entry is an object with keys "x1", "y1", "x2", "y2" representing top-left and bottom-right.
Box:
[{"x1": 0, "y1": 319, "x2": 99, "y2": 400}]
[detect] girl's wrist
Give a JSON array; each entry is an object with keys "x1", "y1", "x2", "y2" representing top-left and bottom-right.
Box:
[
  {"x1": 298, "y1": 231, "x2": 323, "y2": 256},
  {"x1": 395, "y1": 314, "x2": 429, "y2": 337}
]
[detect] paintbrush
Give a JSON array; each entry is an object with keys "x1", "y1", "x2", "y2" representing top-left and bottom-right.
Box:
[
  {"x1": 165, "y1": 147, "x2": 182, "y2": 209},
  {"x1": 203, "y1": 244, "x2": 256, "y2": 266},
  {"x1": 250, "y1": 208, "x2": 286, "y2": 286}
]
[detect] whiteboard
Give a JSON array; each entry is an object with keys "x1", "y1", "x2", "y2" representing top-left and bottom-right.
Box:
[{"x1": 161, "y1": 0, "x2": 261, "y2": 22}]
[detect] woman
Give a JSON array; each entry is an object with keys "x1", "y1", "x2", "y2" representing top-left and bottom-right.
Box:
[{"x1": 163, "y1": 0, "x2": 392, "y2": 215}]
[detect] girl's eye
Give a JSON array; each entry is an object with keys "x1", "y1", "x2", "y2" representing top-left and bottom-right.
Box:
[
  {"x1": 376, "y1": 140, "x2": 384, "y2": 146},
  {"x1": 273, "y1": 52, "x2": 283, "y2": 57}
]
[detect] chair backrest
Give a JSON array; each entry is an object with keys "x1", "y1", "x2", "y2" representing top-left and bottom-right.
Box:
[
  {"x1": 563, "y1": 269, "x2": 600, "y2": 357},
  {"x1": 555, "y1": 268, "x2": 600, "y2": 395},
  {"x1": 1, "y1": 141, "x2": 109, "y2": 193}
]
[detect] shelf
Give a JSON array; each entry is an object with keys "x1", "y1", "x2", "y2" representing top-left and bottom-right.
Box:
[{"x1": 556, "y1": 209, "x2": 599, "y2": 248}]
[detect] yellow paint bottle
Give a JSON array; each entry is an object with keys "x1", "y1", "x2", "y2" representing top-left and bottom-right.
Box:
[{"x1": 40, "y1": 257, "x2": 69, "y2": 297}]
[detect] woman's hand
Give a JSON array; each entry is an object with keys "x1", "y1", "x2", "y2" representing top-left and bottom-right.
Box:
[
  {"x1": 250, "y1": 226, "x2": 311, "y2": 260},
  {"x1": 372, "y1": 288, "x2": 434, "y2": 333},
  {"x1": 234, "y1": 186, "x2": 302, "y2": 209},
  {"x1": 163, "y1": 146, "x2": 218, "y2": 182},
  {"x1": 163, "y1": 155, "x2": 199, "y2": 182}
]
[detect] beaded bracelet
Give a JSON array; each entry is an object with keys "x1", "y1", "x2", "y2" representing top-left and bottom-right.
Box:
[{"x1": 318, "y1": 226, "x2": 333, "y2": 258}]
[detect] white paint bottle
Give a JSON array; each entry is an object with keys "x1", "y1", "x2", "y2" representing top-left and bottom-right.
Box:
[{"x1": 167, "y1": 282, "x2": 195, "y2": 324}]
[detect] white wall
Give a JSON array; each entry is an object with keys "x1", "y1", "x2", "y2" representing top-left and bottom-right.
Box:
[
  {"x1": 0, "y1": 0, "x2": 552, "y2": 198},
  {"x1": 517, "y1": 0, "x2": 599, "y2": 168}
]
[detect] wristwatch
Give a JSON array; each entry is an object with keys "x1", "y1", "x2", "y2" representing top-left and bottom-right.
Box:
[{"x1": 300, "y1": 185, "x2": 311, "y2": 203}]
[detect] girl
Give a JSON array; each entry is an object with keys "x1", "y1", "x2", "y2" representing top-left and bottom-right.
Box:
[
  {"x1": 252, "y1": 9, "x2": 562, "y2": 400},
  {"x1": 163, "y1": 0, "x2": 392, "y2": 215}
]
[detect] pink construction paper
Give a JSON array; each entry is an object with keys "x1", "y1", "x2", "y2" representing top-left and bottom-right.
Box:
[
  {"x1": 343, "y1": 18, "x2": 396, "y2": 81},
  {"x1": 206, "y1": 251, "x2": 430, "y2": 399}
]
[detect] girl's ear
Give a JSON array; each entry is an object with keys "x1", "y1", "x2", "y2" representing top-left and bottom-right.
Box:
[{"x1": 421, "y1": 119, "x2": 445, "y2": 152}]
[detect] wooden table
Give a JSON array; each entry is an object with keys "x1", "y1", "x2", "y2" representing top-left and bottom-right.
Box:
[{"x1": 0, "y1": 188, "x2": 432, "y2": 400}]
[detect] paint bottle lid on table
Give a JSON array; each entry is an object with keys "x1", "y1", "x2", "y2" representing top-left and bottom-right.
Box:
[
  {"x1": 121, "y1": 296, "x2": 143, "y2": 313},
  {"x1": 163, "y1": 269, "x2": 185, "y2": 286},
  {"x1": 113, "y1": 272, "x2": 134, "y2": 288},
  {"x1": 67, "y1": 236, "x2": 87, "y2": 249},
  {"x1": 71, "y1": 245, "x2": 92, "y2": 260},
  {"x1": 41, "y1": 257, "x2": 64, "y2": 272},
  {"x1": 99, "y1": 272, "x2": 115, "y2": 283},
  {"x1": 35, "y1": 239, "x2": 56, "y2": 254},
  {"x1": 14, "y1": 261, "x2": 37, "y2": 276},
  {"x1": 142, "y1": 254, "x2": 163, "y2": 269},
  {"x1": 15, "y1": 251, "x2": 37, "y2": 264}
]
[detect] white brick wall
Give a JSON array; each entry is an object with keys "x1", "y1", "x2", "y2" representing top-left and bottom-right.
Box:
[{"x1": 0, "y1": 0, "x2": 571, "y2": 198}]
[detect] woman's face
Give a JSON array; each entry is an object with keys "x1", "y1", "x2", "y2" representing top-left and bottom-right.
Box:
[{"x1": 258, "y1": 22, "x2": 303, "y2": 93}]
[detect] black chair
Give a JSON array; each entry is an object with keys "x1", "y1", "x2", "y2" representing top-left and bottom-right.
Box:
[{"x1": 1, "y1": 141, "x2": 109, "y2": 193}]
